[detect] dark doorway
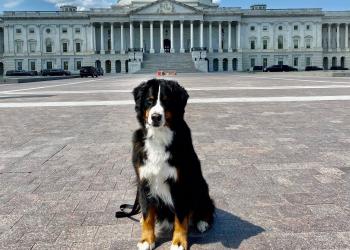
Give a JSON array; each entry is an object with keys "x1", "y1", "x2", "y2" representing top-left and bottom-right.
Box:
[
  {"x1": 341, "y1": 56, "x2": 345, "y2": 68},
  {"x1": 0, "y1": 62, "x2": 3, "y2": 76},
  {"x1": 323, "y1": 57, "x2": 328, "y2": 70},
  {"x1": 105, "y1": 60, "x2": 111, "y2": 73},
  {"x1": 232, "y1": 58, "x2": 237, "y2": 71},
  {"x1": 164, "y1": 39, "x2": 171, "y2": 53},
  {"x1": 223, "y1": 58, "x2": 228, "y2": 71},
  {"x1": 95, "y1": 60, "x2": 101, "y2": 69},
  {"x1": 205, "y1": 58, "x2": 209, "y2": 72},
  {"x1": 213, "y1": 58, "x2": 219, "y2": 72},
  {"x1": 332, "y1": 57, "x2": 337, "y2": 67},
  {"x1": 115, "y1": 60, "x2": 121, "y2": 73},
  {"x1": 125, "y1": 60, "x2": 129, "y2": 73}
]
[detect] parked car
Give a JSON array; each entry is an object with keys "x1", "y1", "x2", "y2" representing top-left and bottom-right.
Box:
[
  {"x1": 96, "y1": 67, "x2": 104, "y2": 76},
  {"x1": 41, "y1": 69, "x2": 71, "y2": 76},
  {"x1": 305, "y1": 66, "x2": 323, "y2": 71},
  {"x1": 250, "y1": 66, "x2": 264, "y2": 72},
  {"x1": 80, "y1": 66, "x2": 98, "y2": 78},
  {"x1": 330, "y1": 66, "x2": 349, "y2": 70},
  {"x1": 6, "y1": 70, "x2": 36, "y2": 76},
  {"x1": 265, "y1": 65, "x2": 298, "y2": 72}
]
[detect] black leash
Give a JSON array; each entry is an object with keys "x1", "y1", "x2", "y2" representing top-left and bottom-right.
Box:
[{"x1": 115, "y1": 189, "x2": 141, "y2": 218}]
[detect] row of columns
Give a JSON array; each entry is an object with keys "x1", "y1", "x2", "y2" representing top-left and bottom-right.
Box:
[
  {"x1": 326, "y1": 23, "x2": 349, "y2": 49},
  {"x1": 95, "y1": 21, "x2": 241, "y2": 54}
]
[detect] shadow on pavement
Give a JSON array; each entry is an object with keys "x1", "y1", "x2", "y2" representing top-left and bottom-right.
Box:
[{"x1": 190, "y1": 208, "x2": 265, "y2": 249}]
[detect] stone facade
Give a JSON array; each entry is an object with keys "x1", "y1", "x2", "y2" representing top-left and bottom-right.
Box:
[{"x1": 0, "y1": 0, "x2": 350, "y2": 75}]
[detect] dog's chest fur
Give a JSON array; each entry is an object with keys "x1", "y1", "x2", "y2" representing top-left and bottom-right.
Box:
[{"x1": 139, "y1": 127, "x2": 177, "y2": 207}]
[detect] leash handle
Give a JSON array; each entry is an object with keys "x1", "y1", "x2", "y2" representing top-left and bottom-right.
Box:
[{"x1": 115, "y1": 190, "x2": 141, "y2": 218}]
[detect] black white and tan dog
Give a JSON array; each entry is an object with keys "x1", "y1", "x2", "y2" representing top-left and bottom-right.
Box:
[{"x1": 131, "y1": 79, "x2": 215, "y2": 250}]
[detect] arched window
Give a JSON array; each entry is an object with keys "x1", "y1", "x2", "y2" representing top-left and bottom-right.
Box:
[
  {"x1": 249, "y1": 36, "x2": 257, "y2": 50},
  {"x1": 292, "y1": 36, "x2": 300, "y2": 49},
  {"x1": 223, "y1": 58, "x2": 228, "y2": 71},
  {"x1": 46, "y1": 39, "x2": 53, "y2": 53},
  {"x1": 323, "y1": 57, "x2": 329, "y2": 70},
  {"x1": 74, "y1": 39, "x2": 83, "y2": 53},
  {"x1": 341, "y1": 56, "x2": 345, "y2": 68},
  {"x1": 105, "y1": 60, "x2": 111, "y2": 73},
  {"x1": 332, "y1": 57, "x2": 337, "y2": 67},
  {"x1": 213, "y1": 58, "x2": 219, "y2": 72},
  {"x1": 115, "y1": 60, "x2": 121, "y2": 73},
  {"x1": 232, "y1": 58, "x2": 238, "y2": 71},
  {"x1": 61, "y1": 40, "x2": 69, "y2": 53},
  {"x1": 305, "y1": 36, "x2": 313, "y2": 49}
]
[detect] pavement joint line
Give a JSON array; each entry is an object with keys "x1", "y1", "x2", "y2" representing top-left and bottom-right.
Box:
[
  {"x1": 2, "y1": 85, "x2": 350, "y2": 95},
  {"x1": 0, "y1": 77, "x2": 109, "y2": 94},
  {"x1": 237, "y1": 75, "x2": 350, "y2": 84},
  {"x1": 2, "y1": 95, "x2": 350, "y2": 108}
]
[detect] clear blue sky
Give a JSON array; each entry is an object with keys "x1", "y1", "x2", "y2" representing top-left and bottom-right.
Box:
[{"x1": 1, "y1": 0, "x2": 350, "y2": 12}]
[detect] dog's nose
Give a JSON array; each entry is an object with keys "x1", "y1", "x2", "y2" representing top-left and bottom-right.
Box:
[{"x1": 151, "y1": 113, "x2": 162, "y2": 123}]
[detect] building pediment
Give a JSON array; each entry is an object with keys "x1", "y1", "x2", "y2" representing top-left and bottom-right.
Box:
[{"x1": 131, "y1": 0, "x2": 202, "y2": 15}]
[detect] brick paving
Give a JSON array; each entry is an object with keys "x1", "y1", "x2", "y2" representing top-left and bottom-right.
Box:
[{"x1": 0, "y1": 72, "x2": 349, "y2": 249}]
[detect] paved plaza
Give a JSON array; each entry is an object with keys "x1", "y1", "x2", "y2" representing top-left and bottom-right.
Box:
[{"x1": 0, "y1": 73, "x2": 350, "y2": 249}]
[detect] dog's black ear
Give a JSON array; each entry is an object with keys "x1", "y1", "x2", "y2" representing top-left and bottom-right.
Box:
[
  {"x1": 132, "y1": 81, "x2": 147, "y2": 112},
  {"x1": 172, "y1": 81, "x2": 189, "y2": 111}
]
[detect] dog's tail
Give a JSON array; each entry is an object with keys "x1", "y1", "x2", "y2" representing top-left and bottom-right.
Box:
[{"x1": 115, "y1": 189, "x2": 141, "y2": 218}]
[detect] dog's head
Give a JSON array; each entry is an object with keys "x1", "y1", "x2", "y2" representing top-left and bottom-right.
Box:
[{"x1": 132, "y1": 79, "x2": 189, "y2": 128}]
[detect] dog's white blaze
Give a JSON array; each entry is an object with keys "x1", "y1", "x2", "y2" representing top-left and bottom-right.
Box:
[
  {"x1": 140, "y1": 126, "x2": 176, "y2": 207},
  {"x1": 147, "y1": 85, "x2": 165, "y2": 126}
]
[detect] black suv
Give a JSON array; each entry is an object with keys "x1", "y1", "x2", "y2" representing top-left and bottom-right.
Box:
[
  {"x1": 305, "y1": 66, "x2": 323, "y2": 71},
  {"x1": 80, "y1": 66, "x2": 98, "y2": 78},
  {"x1": 265, "y1": 65, "x2": 298, "y2": 72},
  {"x1": 330, "y1": 66, "x2": 349, "y2": 70}
]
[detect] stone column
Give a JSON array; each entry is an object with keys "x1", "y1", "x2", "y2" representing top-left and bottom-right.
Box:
[
  {"x1": 120, "y1": 23, "x2": 125, "y2": 54},
  {"x1": 3, "y1": 25, "x2": 9, "y2": 54},
  {"x1": 218, "y1": 22, "x2": 223, "y2": 53},
  {"x1": 200, "y1": 21, "x2": 204, "y2": 48},
  {"x1": 170, "y1": 21, "x2": 174, "y2": 53},
  {"x1": 209, "y1": 22, "x2": 213, "y2": 52},
  {"x1": 111, "y1": 23, "x2": 115, "y2": 54},
  {"x1": 70, "y1": 25, "x2": 74, "y2": 53},
  {"x1": 100, "y1": 23, "x2": 105, "y2": 54},
  {"x1": 237, "y1": 22, "x2": 241, "y2": 50},
  {"x1": 180, "y1": 21, "x2": 184, "y2": 53},
  {"x1": 160, "y1": 21, "x2": 164, "y2": 53},
  {"x1": 301, "y1": 23, "x2": 305, "y2": 48},
  {"x1": 190, "y1": 21, "x2": 194, "y2": 51},
  {"x1": 90, "y1": 24, "x2": 95, "y2": 52},
  {"x1": 346, "y1": 24, "x2": 349, "y2": 49},
  {"x1": 337, "y1": 23, "x2": 340, "y2": 49},
  {"x1": 140, "y1": 22, "x2": 143, "y2": 51},
  {"x1": 150, "y1": 21, "x2": 154, "y2": 53},
  {"x1": 228, "y1": 21, "x2": 232, "y2": 52},
  {"x1": 328, "y1": 24, "x2": 331, "y2": 50},
  {"x1": 56, "y1": 25, "x2": 60, "y2": 54},
  {"x1": 130, "y1": 22, "x2": 134, "y2": 49},
  {"x1": 24, "y1": 25, "x2": 28, "y2": 54}
]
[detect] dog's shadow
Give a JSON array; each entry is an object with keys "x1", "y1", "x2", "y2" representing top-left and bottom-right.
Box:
[{"x1": 157, "y1": 208, "x2": 265, "y2": 249}]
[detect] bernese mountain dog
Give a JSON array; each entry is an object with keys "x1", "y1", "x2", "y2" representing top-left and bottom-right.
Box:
[{"x1": 132, "y1": 79, "x2": 215, "y2": 250}]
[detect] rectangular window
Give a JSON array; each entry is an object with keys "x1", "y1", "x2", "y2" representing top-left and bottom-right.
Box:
[
  {"x1": 16, "y1": 29, "x2": 22, "y2": 34},
  {"x1": 306, "y1": 39, "x2": 311, "y2": 49},
  {"x1": 278, "y1": 36, "x2": 283, "y2": 49},
  {"x1": 16, "y1": 60, "x2": 23, "y2": 70},
  {"x1": 62, "y1": 27, "x2": 68, "y2": 33},
  {"x1": 29, "y1": 42, "x2": 36, "y2": 53},
  {"x1": 75, "y1": 28, "x2": 80, "y2": 33},
  {"x1": 250, "y1": 26, "x2": 255, "y2": 31},
  {"x1": 29, "y1": 60, "x2": 36, "y2": 71},
  {"x1": 263, "y1": 26, "x2": 268, "y2": 31},
  {"x1": 306, "y1": 57, "x2": 311, "y2": 66},
  {"x1": 63, "y1": 61, "x2": 69, "y2": 70},
  {"x1": 294, "y1": 25, "x2": 298, "y2": 31},
  {"x1": 293, "y1": 39, "x2": 299, "y2": 49},
  {"x1": 47, "y1": 61, "x2": 53, "y2": 70},
  {"x1": 263, "y1": 58, "x2": 268, "y2": 68},
  {"x1": 29, "y1": 28, "x2": 35, "y2": 34},
  {"x1": 16, "y1": 41, "x2": 23, "y2": 53},
  {"x1": 63, "y1": 43, "x2": 68, "y2": 53},
  {"x1": 278, "y1": 26, "x2": 283, "y2": 31},
  {"x1": 75, "y1": 60, "x2": 82, "y2": 70},
  {"x1": 263, "y1": 39, "x2": 268, "y2": 50},
  {"x1": 294, "y1": 57, "x2": 299, "y2": 67},
  {"x1": 250, "y1": 58, "x2": 256, "y2": 67},
  {"x1": 250, "y1": 40, "x2": 255, "y2": 50},
  {"x1": 306, "y1": 25, "x2": 311, "y2": 30},
  {"x1": 76, "y1": 43, "x2": 81, "y2": 52}
]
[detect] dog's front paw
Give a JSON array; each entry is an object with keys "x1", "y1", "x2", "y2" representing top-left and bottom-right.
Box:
[
  {"x1": 170, "y1": 244, "x2": 185, "y2": 250},
  {"x1": 137, "y1": 241, "x2": 155, "y2": 250},
  {"x1": 196, "y1": 220, "x2": 209, "y2": 233}
]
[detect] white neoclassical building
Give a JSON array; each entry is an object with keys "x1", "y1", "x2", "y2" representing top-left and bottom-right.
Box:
[{"x1": 0, "y1": 0, "x2": 350, "y2": 75}]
